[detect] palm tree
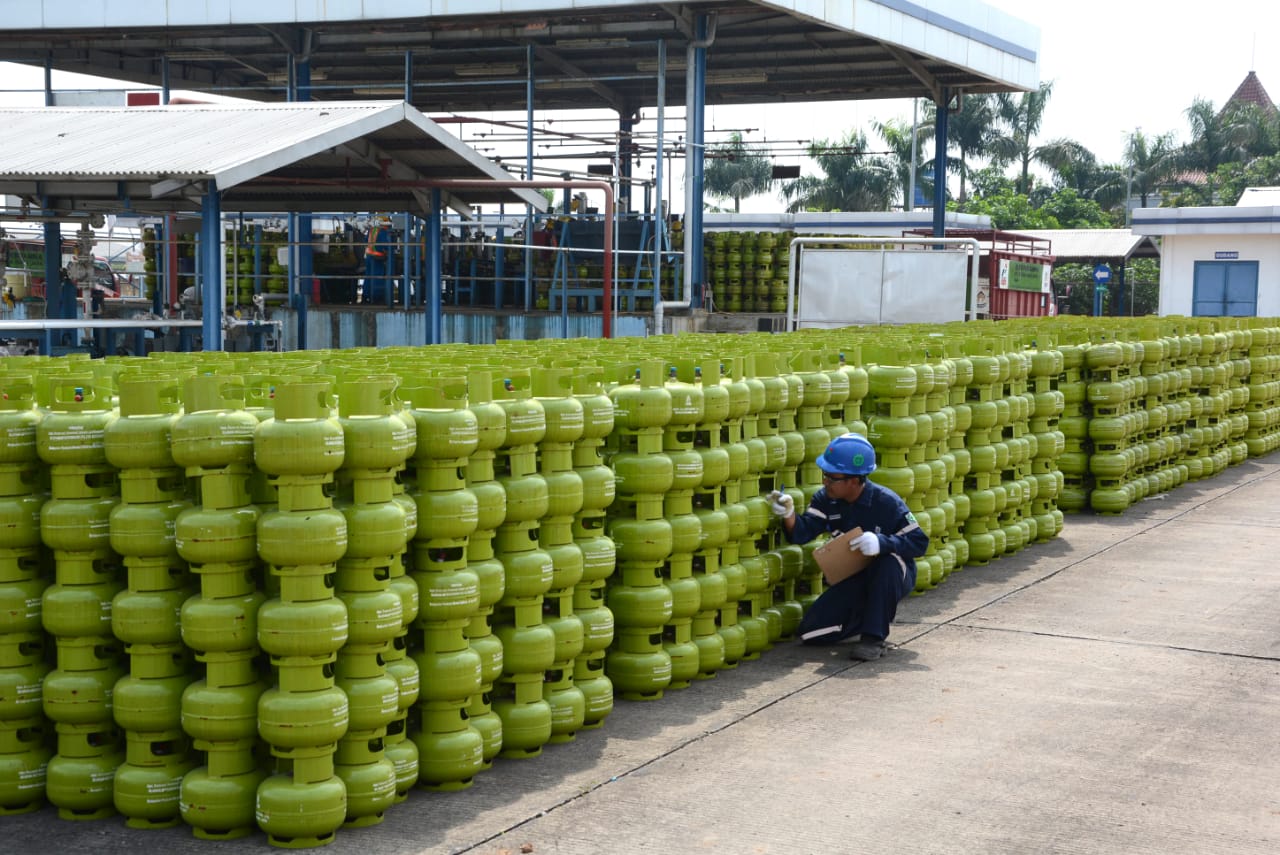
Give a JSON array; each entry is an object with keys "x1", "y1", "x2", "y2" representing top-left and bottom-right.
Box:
[
  {"x1": 702, "y1": 132, "x2": 774, "y2": 213},
  {"x1": 1036, "y1": 139, "x2": 1127, "y2": 212},
  {"x1": 873, "y1": 117, "x2": 933, "y2": 209},
  {"x1": 994, "y1": 81, "x2": 1054, "y2": 195},
  {"x1": 927, "y1": 94, "x2": 1002, "y2": 202},
  {"x1": 1124, "y1": 129, "x2": 1177, "y2": 208},
  {"x1": 781, "y1": 130, "x2": 896, "y2": 212}
]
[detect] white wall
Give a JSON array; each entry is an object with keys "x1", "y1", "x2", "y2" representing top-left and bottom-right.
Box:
[{"x1": 1157, "y1": 233, "x2": 1280, "y2": 316}]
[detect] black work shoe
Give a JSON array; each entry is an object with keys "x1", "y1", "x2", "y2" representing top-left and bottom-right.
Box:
[{"x1": 848, "y1": 637, "x2": 886, "y2": 661}]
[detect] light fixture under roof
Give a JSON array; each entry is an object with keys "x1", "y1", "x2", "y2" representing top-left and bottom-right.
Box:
[
  {"x1": 454, "y1": 63, "x2": 521, "y2": 78},
  {"x1": 165, "y1": 50, "x2": 231, "y2": 61},
  {"x1": 636, "y1": 58, "x2": 688, "y2": 73},
  {"x1": 706, "y1": 71, "x2": 769, "y2": 85}
]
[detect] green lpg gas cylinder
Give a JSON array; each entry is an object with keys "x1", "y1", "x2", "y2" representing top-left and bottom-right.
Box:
[
  {"x1": 40, "y1": 493, "x2": 118, "y2": 553},
  {"x1": 112, "y1": 731, "x2": 194, "y2": 829},
  {"x1": 0, "y1": 373, "x2": 41, "y2": 465},
  {"x1": 608, "y1": 517, "x2": 672, "y2": 564},
  {"x1": 45, "y1": 724, "x2": 124, "y2": 820},
  {"x1": 406, "y1": 377, "x2": 480, "y2": 463},
  {"x1": 533, "y1": 368, "x2": 585, "y2": 446},
  {"x1": 0, "y1": 717, "x2": 52, "y2": 814},
  {"x1": 253, "y1": 380, "x2": 345, "y2": 477},
  {"x1": 111, "y1": 646, "x2": 191, "y2": 732},
  {"x1": 104, "y1": 374, "x2": 181, "y2": 470},
  {"x1": 334, "y1": 735, "x2": 397, "y2": 826},
  {"x1": 0, "y1": 640, "x2": 48, "y2": 721},
  {"x1": 340, "y1": 501, "x2": 407, "y2": 561},
  {"x1": 109, "y1": 490, "x2": 191, "y2": 560},
  {"x1": 254, "y1": 769, "x2": 347, "y2": 849},
  {"x1": 610, "y1": 449, "x2": 673, "y2": 497},
  {"x1": 257, "y1": 581, "x2": 349, "y2": 659},
  {"x1": 494, "y1": 372, "x2": 546, "y2": 447},
  {"x1": 0, "y1": 492, "x2": 42, "y2": 553},
  {"x1": 414, "y1": 625, "x2": 483, "y2": 702},
  {"x1": 334, "y1": 653, "x2": 399, "y2": 734},
  {"x1": 414, "y1": 702, "x2": 484, "y2": 791},
  {"x1": 171, "y1": 375, "x2": 257, "y2": 470},
  {"x1": 37, "y1": 375, "x2": 116, "y2": 467},
  {"x1": 338, "y1": 376, "x2": 416, "y2": 471},
  {"x1": 609, "y1": 362, "x2": 673, "y2": 431},
  {"x1": 179, "y1": 568, "x2": 265, "y2": 655},
  {"x1": 180, "y1": 653, "x2": 266, "y2": 743},
  {"x1": 257, "y1": 669, "x2": 350, "y2": 750}
]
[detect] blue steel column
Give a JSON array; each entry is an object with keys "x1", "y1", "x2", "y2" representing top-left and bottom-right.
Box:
[
  {"x1": 524, "y1": 45, "x2": 535, "y2": 310},
  {"x1": 688, "y1": 14, "x2": 709, "y2": 307},
  {"x1": 427, "y1": 189, "x2": 443, "y2": 344},
  {"x1": 653, "y1": 39, "x2": 665, "y2": 312},
  {"x1": 289, "y1": 57, "x2": 313, "y2": 349},
  {"x1": 932, "y1": 87, "x2": 950, "y2": 237},
  {"x1": 200, "y1": 181, "x2": 223, "y2": 351},
  {"x1": 42, "y1": 56, "x2": 69, "y2": 320}
]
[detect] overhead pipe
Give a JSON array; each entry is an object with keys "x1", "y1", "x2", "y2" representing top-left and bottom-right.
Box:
[{"x1": 663, "y1": 12, "x2": 718, "y2": 333}]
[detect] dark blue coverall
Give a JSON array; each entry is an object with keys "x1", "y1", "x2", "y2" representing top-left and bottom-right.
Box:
[{"x1": 786, "y1": 480, "x2": 929, "y2": 644}]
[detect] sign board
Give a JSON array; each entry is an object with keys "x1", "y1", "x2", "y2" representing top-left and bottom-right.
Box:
[
  {"x1": 795, "y1": 247, "x2": 969, "y2": 327},
  {"x1": 1214, "y1": 251, "x2": 1239, "y2": 260},
  {"x1": 1093, "y1": 262, "x2": 1112, "y2": 283},
  {"x1": 997, "y1": 257, "x2": 1051, "y2": 294}
]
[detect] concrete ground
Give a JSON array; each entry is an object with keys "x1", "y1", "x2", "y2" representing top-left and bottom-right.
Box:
[{"x1": 9, "y1": 454, "x2": 1280, "y2": 855}]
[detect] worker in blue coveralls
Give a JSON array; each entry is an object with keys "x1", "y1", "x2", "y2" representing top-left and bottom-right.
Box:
[{"x1": 768, "y1": 434, "x2": 928, "y2": 661}]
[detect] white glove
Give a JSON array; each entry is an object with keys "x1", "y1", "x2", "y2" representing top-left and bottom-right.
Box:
[
  {"x1": 850, "y1": 531, "x2": 881, "y2": 556},
  {"x1": 768, "y1": 490, "x2": 795, "y2": 519}
]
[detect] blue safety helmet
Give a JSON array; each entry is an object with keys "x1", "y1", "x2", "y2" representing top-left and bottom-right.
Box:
[{"x1": 816, "y1": 433, "x2": 877, "y2": 476}]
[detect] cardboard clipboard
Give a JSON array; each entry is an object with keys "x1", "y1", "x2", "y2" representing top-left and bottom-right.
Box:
[{"x1": 812, "y1": 527, "x2": 873, "y2": 586}]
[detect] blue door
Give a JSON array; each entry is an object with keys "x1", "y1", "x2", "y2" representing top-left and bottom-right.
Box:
[{"x1": 1192, "y1": 260, "x2": 1258, "y2": 316}]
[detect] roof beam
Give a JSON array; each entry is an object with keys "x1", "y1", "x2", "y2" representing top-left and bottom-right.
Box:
[
  {"x1": 531, "y1": 45, "x2": 627, "y2": 114},
  {"x1": 882, "y1": 44, "x2": 942, "y2": 103}
]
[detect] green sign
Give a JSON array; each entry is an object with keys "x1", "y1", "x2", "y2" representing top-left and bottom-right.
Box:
[{"x1": 1004, "y1": 259, "x2": 1046, "y2": 293}]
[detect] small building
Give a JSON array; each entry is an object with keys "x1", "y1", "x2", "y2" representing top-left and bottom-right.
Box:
[{"x1": 1131, "y1": 189, "x2": 1280, "y2": 317}]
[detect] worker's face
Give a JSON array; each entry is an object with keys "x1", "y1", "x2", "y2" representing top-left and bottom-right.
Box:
[{"x1": 822, "y1": 472, "x2": 864, "y2": 502}]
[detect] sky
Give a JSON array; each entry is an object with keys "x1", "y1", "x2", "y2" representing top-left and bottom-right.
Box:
[
  {"x1": 2, "y1": 0, "x2": 1279, "y2": 215},
  {"x1": 705, "y1": 0, "x2": 1280, "y2": 210}
]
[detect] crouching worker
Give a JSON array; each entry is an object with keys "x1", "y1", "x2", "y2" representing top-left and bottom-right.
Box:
[{"x1": 768, "y1": 434, "x2": 928, "y2": 661}]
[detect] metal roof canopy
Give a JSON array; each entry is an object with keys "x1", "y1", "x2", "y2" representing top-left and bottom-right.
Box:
[
  {"x1": 0, "y1": 101, "x2": 547, "y2": 218},
  {"x1": 1014, "y1": 229, "x2": 1162, "y2": 263},
  {"x1": 2, "y1": 1, "x2": 1039, "y2": 114}
]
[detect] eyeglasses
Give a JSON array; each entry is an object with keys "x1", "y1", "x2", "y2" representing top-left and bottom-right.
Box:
[{"x1": 822, "y1": 473, "x2": 851, "y2": 483}]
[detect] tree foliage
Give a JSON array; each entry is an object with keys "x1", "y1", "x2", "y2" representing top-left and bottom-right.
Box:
[
  {"x1": 873, "y1": 117, "x2": 934, "y2": 209},
  {"x1": 993, "y1": 81, "x2": 1055, "y2": 195},
  {"x1": 703, "y1": 132, "x2": 774, "y2": 213},
  {"x1": 781, "y1": 130, "x2": 896, "y2": 212}
]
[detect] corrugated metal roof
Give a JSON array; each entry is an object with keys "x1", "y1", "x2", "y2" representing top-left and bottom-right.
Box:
[
  {"x1": 2, "y1": 2, "x2": 1039, "y2": 115},
  {"x1": 1014, "y1": 229, "x2": 1160, "y2": 262},
  {"x1": 0, "y1": 101, "x2": 546, "y2": 216}
]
